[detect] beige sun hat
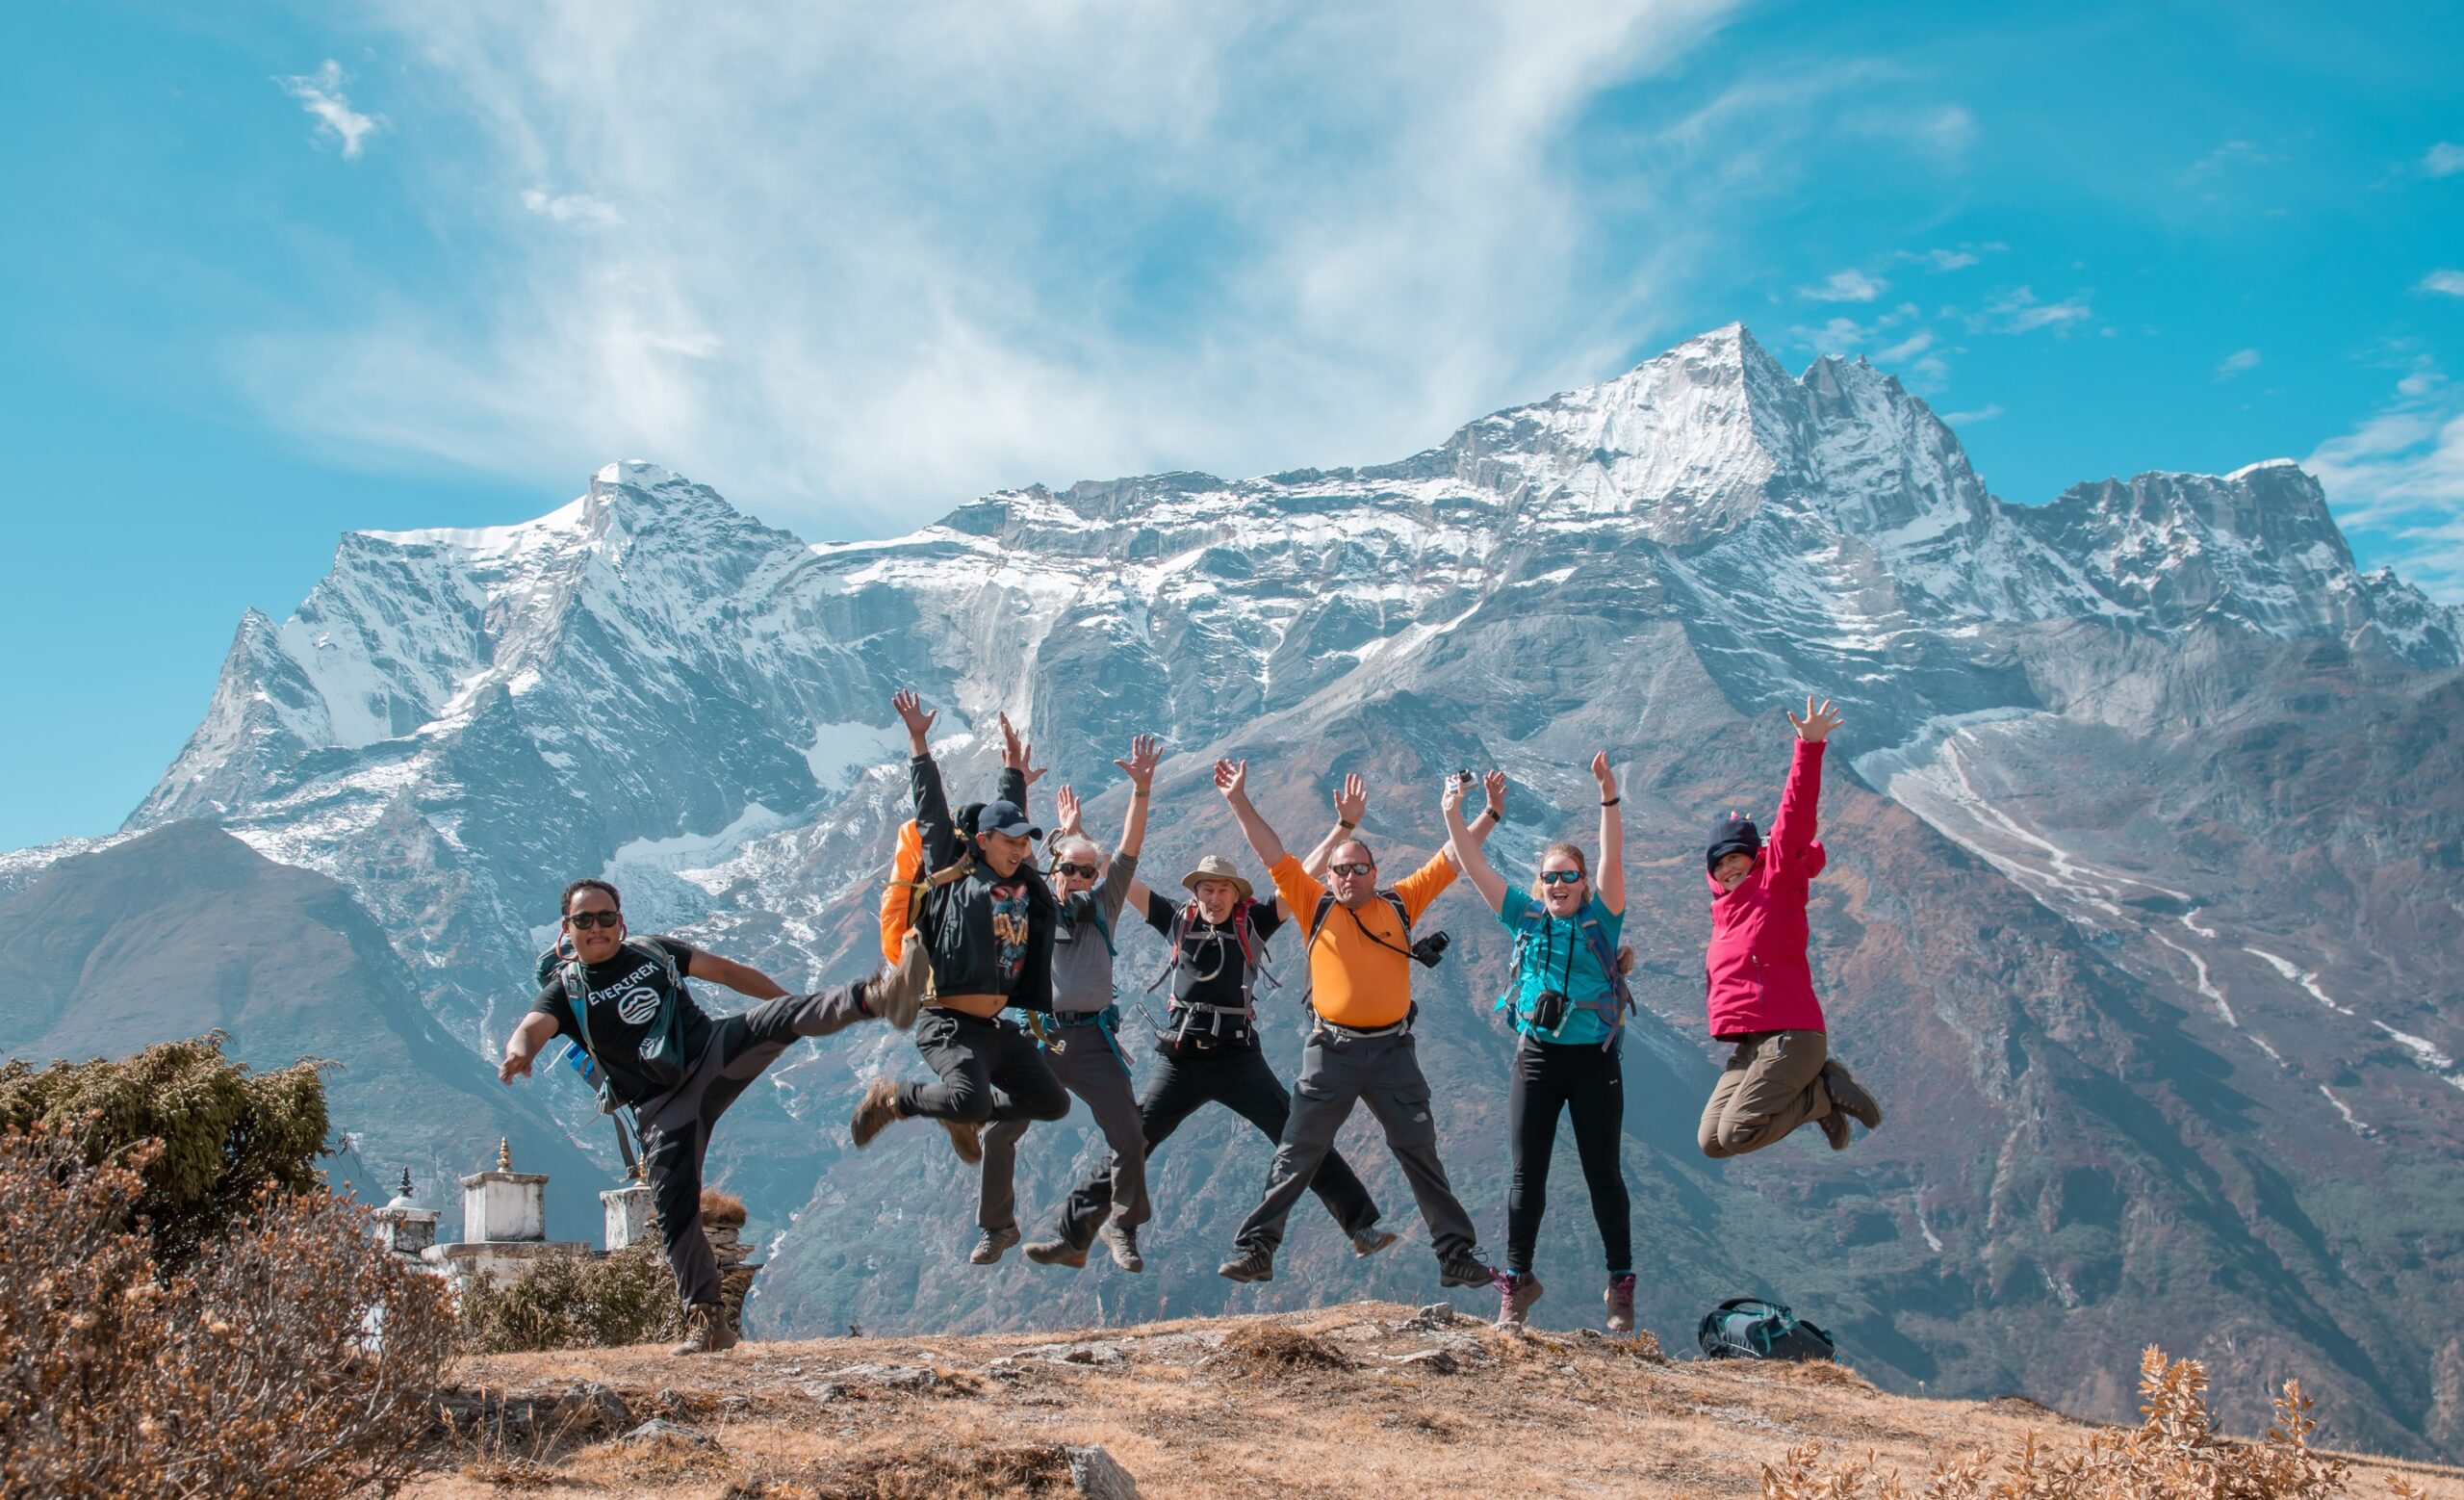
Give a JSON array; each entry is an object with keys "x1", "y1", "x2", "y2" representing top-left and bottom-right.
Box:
[{"x1": 1180, "y1": 854, "x2": 1255, "y2": 902}]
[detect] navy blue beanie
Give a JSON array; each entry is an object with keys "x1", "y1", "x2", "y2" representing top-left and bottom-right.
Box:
[{"x1": 1706, "y1": 812, "x2": 1762, "y2": 873}]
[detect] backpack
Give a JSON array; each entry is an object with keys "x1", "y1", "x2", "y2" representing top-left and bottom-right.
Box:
[
  {"x1": 1147, "y1": 897, "x2": 1271, "y2": 1015},
  {"x1": 558, "y1": 937, "x2": 695, "y2": 1110},
  {"x1": 879, "y1": 816, "x2": 978, "y2": 967},
  {"x1": 1496, "y1": 903, "x2": 1633, "y2": 1047},
  {"x1": 1696, "y1": 1298, "x2": 1836, "y2": 1362}
]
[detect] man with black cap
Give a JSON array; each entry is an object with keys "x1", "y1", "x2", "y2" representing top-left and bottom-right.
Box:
[
  {"x1": 851, "y1": 690, "x2": 1071, "y2": 1163},
  {"x1": 1698, "y1": 696, "x2": 1883, "y2": 1156}
]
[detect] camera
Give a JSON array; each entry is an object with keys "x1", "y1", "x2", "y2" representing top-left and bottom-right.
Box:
[
  {"x1": 1410, "y1": 929, "x2": 1450, "y2": 969},
  {"x1": 1529, "y1": 989, "x2": 1569, "y2": 1030}
]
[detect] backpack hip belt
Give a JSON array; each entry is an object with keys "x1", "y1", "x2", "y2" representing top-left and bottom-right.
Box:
[{"x1": 1314, "y1": 1013, "x2": 1412, "y2": 1041}]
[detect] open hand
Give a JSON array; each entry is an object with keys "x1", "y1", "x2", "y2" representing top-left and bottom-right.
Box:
[
  {"x1": 891, "y1": 689, "x2": 936, "y2": 750},
  {"x1": 1333, "y1": 772, "x2": 1367, "y2": 827},
  {"x1": 1788, "y1": 697, "x2": 1844, "y2": 743},
  {"x1": 1213, "y1": 758, "x2": 1248, "y2": 801},
  {"x1": 1054, "y1": 785, "x2": 1085, "y2": 838},
  {"x1": 1592, "y1": 750, "x2": 1618, "y2": 801},
  {"x1": 1483, "y1": 769, "x2": 1507, "y2": 820},
  {"x1": 1115, "y1": 734, "x2": 1162, "y2": 792},
  {"x1": 498, "y1": 1051, "x2": 532, "y2": 1084},
  {"x1": 998, "y1": 712, "x2": 1049, "y2": 785}
]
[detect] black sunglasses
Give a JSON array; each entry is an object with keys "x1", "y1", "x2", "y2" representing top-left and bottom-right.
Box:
[
  {"x1": 1539, "y1": 870, "x2": 1585, "y2": 886},
  {"x1": 1052, "y1": 861, "x2": 1100, "y2": 879},
  {"x1": 565, "y1": 910, "x2": 623, "y2": 930},
  {"x1": 1330, "y1": 861, "x2": 1374, "y2": 877}
]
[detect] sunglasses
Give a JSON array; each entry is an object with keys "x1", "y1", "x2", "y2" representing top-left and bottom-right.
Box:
[
  {"x1": 565, "y1": 910, "x2": 623, "y2": 930},
  {"x1": 1330, "y1": 862, "x2": 1375, "y2": 878},
  {"x1": 1052, "y1": 861, "x2": 1099, "y2": 879},
  {"x1": 1540, "y1": 870, "x2": 1586, "y2": 887}
]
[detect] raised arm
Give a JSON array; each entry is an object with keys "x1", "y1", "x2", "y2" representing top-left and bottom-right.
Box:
[
  {"x1": 1592, "y1": 751, "x2": 1625, "y2": 915},
  {"x1": 1215, "y1": 758, "x2": 1289, "y2": 870},
  {"x1": 895, "y1": 689, "x2": 963, "y2": 867},
  {"x1": 997, "y1": 711, "x2": 1045, "y2": 812},
  {"x1": 1299, "y1": 773, "x2": 1367, "y2": 880},
  {"x1": 1114, "y1": 734, "x2": 1159, "y2": 859},
  {"x1": 1771, "y1": 696, "x2": 1840, "y2": 863},
  {"x1": 1442, "y1": 774, "x2": 1507, "y2": 914}
]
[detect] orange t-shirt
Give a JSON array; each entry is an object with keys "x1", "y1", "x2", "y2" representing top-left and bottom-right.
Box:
[{"x1": 1270, "y1": 851, "x2": 1456, "y2": 1029}]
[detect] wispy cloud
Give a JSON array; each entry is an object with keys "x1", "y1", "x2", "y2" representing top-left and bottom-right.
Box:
[
  {"x1": 242, "y1": 1, "x2": 1758, "y2": 529},
  {"x1": 277, "y1": 60, "x2": 379, "y2": 159},
  {"x1": 2425, "y1": 142, "x2": 2464, "y2": 178},
  {"x1": 2306, "y1": 366, "x2": 2464, "y2": 601},
  {"x1": 1801, "y1": 269, "x2": 1885, "y2": 302},
  {"x1": 1942, "y1": 404, "x2": 2002, "y2": 426},
  {"x1": 2180, "y1": 138, "x2": 2273, "y2": 184},
  {"x1": 1969, "y1": 286, "x2": 2092, "y2": 335},
  {"x1": 2423, "y1": 269, "x2": 2464, "y2": 297},
  {"x1": 2217, "y1": 348, "x2": 2262, "y2": 379},
  {"x1": 521, "y1": 189, "x2": 621, "y2": 229}
]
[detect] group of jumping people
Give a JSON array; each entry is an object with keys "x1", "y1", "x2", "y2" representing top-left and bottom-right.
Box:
[{"x1": 498, "y1": 690, "x2": 1882, "y2": 1356}]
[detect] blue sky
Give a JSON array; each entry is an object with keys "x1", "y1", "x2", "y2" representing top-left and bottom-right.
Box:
[{"x1": 4, "y1": 0, "x2": 2459, "y2": 850}]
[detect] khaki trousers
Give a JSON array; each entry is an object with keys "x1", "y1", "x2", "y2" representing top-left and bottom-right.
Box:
[{"x1": 1698, "y1": 1029, "x2": 1832, "y2": 1159}]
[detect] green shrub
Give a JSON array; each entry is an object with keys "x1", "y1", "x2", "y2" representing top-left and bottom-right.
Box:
[
  {"x1": 0, "y1": 1033, "x2": 328, "y2": 1265},
  {"x1": 459, "y1": 1241, "x2": 686, "y2": 1354}
]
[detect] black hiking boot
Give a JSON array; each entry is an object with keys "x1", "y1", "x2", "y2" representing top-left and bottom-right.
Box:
[
  {"x1": 1349, "y1": 1227, "x2": 1399, "y2": 1258},
  {"x1": 1023, "y1": 1236, "x2": 1089, "y2": 1268},
  {"x1": 1822, "y1": 1060, "x2": 1883, "y2": 1130},
  {"x1": 1218, "y1": 1246, "x2": 1274, "y2": 1283},
  {"x1": 1438, "y1": 1252, "x2": 1497, "y2": 1288},
  {"x1": 970, "y1": 1227, "x2": 1019, "y2": 1265}
]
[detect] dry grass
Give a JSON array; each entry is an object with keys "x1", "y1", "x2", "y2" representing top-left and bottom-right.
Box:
[
  {"x1": 701, "y1": 1189, "x2": 748, "y2": 1228},
  {"x1": 401, "y1": 1303, "x2": 2464, "y2": 1500}
]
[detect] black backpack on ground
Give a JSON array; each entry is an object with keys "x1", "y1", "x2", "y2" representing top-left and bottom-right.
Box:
[{"x1": 1696, "y1": 1298, "x2": 1836, "y2": 1361}]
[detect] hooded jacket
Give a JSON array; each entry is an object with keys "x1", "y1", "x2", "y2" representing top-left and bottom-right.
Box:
[
  {"x1": 1703, "y1": 738, "x2": 1828, "y2": 1038},
  {"x1": 910, "y1": 754, "x2": 1057, "y2": 1012}
]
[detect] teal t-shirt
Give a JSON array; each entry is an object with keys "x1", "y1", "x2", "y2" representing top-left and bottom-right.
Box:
[{"x1": 1495, "y1": 890, "x2": 1626, "y2": 1046}]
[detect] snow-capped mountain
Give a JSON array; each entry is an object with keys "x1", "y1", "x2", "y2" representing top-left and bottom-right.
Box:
[{"x1": 17, "y1": 323, "x2": 2464, "y2": 1458}]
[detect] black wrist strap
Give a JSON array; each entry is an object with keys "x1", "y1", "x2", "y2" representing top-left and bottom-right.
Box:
[{"x1": 1600, "y1": 796, "x2": 1621, "y2": 807}]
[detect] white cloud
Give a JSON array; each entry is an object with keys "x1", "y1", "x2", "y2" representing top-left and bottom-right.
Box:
[
  {"x1": 1876, "y1": 329, "x2": 1933, "y2": 363},
  {"x1": 1969, "y1": 286, "x2": 2092, "y2": 335},
  {"x1": 2422, "y1": 270, "x2": 2464, "y2": 297},
  {"x1": 243, "y1": 1, "x2": 1753, "y2": 530},
  {"x1": 2180, "y1": 138, "x2": 2272, "y2": 184},
  {"x1": 278, "y1": 60, "x2": 380, "y2": 159},
  {"x1": 2306, "y1": 370, "x2": 2464, "y2": 602},
  {"x1": 1919, "y1": 248, "x2": 1978, "y2": 271},
  {"x1": 1942, "y1": 404, "x2": 2002, "y2": 426},
  {"x1": 2217, "y1": 348, "x2": 2262, "y2": 379},
  {"x1": 1801, "y1": 269, "x2": 1885, "y2": 302},
  {"x1": 521, "y1": 189, "x2": 622, "y2": 229},
  {"x1": 2425, "y1": 142, "x2": 2464, "y2": 178}
]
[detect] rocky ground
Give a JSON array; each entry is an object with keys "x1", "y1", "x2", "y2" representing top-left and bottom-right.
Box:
[{"x1": 411, "y1": 1301, "x2": 2464, "y2": 1498}]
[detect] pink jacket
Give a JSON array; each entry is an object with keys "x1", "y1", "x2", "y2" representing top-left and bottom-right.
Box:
[{"x1": 1703, "y1": 739, "x2": 1829, "y2": 1038}]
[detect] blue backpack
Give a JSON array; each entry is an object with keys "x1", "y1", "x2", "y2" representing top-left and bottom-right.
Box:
[
  {"x1": 1495, "y1": 903, "x2": 1632, "y2": 1047},
  {"x1": 1696, "y1": 1298, "x2": 1836, "y2": 1361}
]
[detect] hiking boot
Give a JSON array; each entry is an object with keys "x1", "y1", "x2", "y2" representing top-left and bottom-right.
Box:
[
  {"x1": 1218, "y1": 1246, "x2": 1274, "y2": 1283},
  {"x1": 668, "y1": 1303, "x2": 738, "y2": 1357},
  {"x1": 1349, "y1": 1227, "x2": 1399, "y2": 1259},
  {"x1": 1818, "y1": 1108, "x2": 1853, "y2": 1151},
  {"x1": 970, "y1": 1226, "x2": 1019, "y2": 1265},
  {"x1": 1822, "y1": 1060, "x2": 1883, "y2": 1131},
  {"x1": 1024, "y1": 1236, "x2": 1089, "y2": 1268},
  {"x1": 1438, "y1": 1252, "x2": 1497, "y2": 1289},
  {"x1": 868, "y1": 934, "x2": 930, "y2": 1030},
  {"x1": 1494, "y1": 1270, "x2": 1544, "y2": 1328},
  {"x1": 940, "y1": 1117, "x2": 986, "y2": 1166},
  {"x1": 1098, "y1": 1220, "x2": 1144, "y2": 1273},
  {"x1": 1604, "y1": 1273, "x2": 1637, "y2": 1333},
  {"x1": 849, "y1": 1076, "x2": 905, "y2": 1149}
]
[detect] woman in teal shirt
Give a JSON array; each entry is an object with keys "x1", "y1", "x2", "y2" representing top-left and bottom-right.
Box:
[{"x1": 1442, "y1": 756, "x2": 1634, "y2": 1333}]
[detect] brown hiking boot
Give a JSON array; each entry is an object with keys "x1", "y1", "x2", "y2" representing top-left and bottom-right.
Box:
[
  {"x1": 1604, "y1": 1273, "x2": 1637, "y2": 1333},
  {"x1": 940, "y1": 1117, "x2": 985, "y2": 1166},
  {"x1": 1818, "y1": 1108, "x2": 1853, "y2": 1151},
  {"x1": 849, "y1": 1076, "x2": 905, "y2": 1148},
  {"x1": 867, "y1": 934, "x2": 930, "y2": 1030},
  {"x1": 669, "y1": 1303, "x2": 738, "y2": 1357},
  {"x1": 1822, "y1": 1060, "x2": 1882, "y2": 1130}
]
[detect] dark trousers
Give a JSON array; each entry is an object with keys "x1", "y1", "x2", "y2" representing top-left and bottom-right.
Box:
[
  {"x1": 979, "y1": 1012, "x2": 1148, "y2": 1234},
  {"x1": 635, "y1": 984, "x2": 872, "y2": 1306},
  {"x1": 1505, "y1": 1035, "x2": 1631, "y2": 1276},
  {"x1": 897, "y1": 1008, "x2": 1071, "y2": 1125},
  {"x1": 1235, "y1": 1028, "x2": 1477, "y2": 1259},
  {"x1": 1055, "y1": 1037, "x2": 1382, "y2": 1250}
]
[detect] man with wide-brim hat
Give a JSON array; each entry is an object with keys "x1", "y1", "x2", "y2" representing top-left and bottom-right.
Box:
[{"x1": 1027, "y1": 778, "x2": 1397, "y2": 1274}]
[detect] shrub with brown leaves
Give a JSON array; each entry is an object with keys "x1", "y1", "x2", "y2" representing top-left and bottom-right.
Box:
[
  {"x1": 1760, "y1": 1345, "x2": 2353, "y2": 1499},
  {"x1": 0, "y1": 1125, "x2": 456, "y2": 1499},
  {"x1": 457, "y1": 1241, "x2": 686, "y2": 1354}
]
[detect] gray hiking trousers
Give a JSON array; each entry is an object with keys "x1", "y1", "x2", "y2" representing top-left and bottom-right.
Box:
[
  {"x1": 1698, "y1": 1028, "x2": 1832, "y2": 1158},
  {"x1": 978, "y1": 1011, "x2": 1149, "y2": 1235},
  {"x1": 635, "y1": 983, "x2": 874, "y2": 1306},
  {"x1": 1235, "y1": 1025, "x2": 1478, "y2": 1259}
]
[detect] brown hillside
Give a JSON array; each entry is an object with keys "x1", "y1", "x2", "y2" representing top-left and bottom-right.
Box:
[{"x1": 413, "y1": 1301, "x2": 2462, "y2": 1498}]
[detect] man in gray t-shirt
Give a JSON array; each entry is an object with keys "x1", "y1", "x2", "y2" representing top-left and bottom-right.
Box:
[{"x1": 973, "y1": 735, "x2": 1160, "y2": 1272}]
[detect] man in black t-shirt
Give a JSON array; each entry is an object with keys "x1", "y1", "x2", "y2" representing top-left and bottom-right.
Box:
[
  {"x1": 1025, "y1": 824, "x2": 1393, "y2": 1267},
  {"x1": 500, "y1": 876, "x2": 927, "y2": 1356}
]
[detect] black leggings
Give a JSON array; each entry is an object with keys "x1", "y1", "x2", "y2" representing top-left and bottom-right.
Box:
[{"x1": 1505, "y1": 1035, "x2": 1631, "y2": 1276}]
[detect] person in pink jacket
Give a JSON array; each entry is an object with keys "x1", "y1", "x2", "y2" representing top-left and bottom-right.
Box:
[{"x1": 1698, "y1": 697, "x2": 1884, "y2": 1155}]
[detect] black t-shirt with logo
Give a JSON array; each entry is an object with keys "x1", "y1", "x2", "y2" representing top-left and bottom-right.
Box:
[
  {"x1": 526, "y1": 936, "x2": 714, "y2": 1104},
  {"x1": 1142, "y1": 892, "x2": 1284, "y2": 1013}
]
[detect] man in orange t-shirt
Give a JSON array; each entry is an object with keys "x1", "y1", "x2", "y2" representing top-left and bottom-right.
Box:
[{"x1": 1211, "y1": 758, "x2": 1500, "y2": 1292}]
